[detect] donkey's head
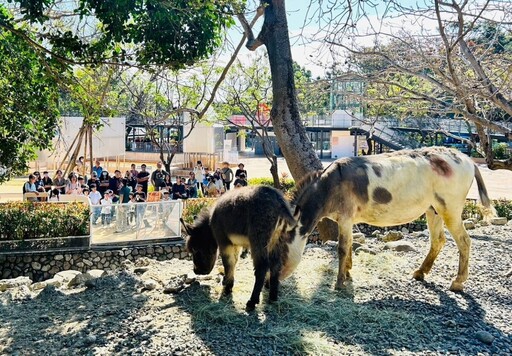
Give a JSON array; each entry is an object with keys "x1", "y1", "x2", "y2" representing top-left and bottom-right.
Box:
[
  {"x1": 181, "y1": 212, "x2": 218, "y2": 275},
  {"x1": 291, "y1": 171, "x2": 324, "y2": 236}
]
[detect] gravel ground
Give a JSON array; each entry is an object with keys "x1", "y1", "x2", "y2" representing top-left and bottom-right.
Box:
[{"x1": 0, "y1": 224, "x2": 511, "y2": 355}]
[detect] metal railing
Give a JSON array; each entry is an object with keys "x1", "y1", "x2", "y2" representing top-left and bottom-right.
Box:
[{"x1": 90, "y1": 200, "x2": 184, "y2": 245}]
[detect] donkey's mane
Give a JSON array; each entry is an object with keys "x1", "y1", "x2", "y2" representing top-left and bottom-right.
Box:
[
  {"x1": 192, "y1": 207, "x2": 211, "y2": 228},
  {"x1": 291, "y1": 170, "x2": 323, "y2": 206}
]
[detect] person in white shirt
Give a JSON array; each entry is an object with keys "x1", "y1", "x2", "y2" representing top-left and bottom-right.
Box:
[
  {"x1": 193, "y1": 161, "x2": 205, "y2": 194},
  {"x1": 88, "y1": 184, "x2": 102, "y2": 225},
  {"x1": 100, "y1": 190, "x2": 113, "y2": 226}
]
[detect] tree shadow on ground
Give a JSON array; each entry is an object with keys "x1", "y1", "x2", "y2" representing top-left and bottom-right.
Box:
[
  {"x1": 0, "y1": 271, "x2": 146, "y2": 355},
  {"x1": 173, "y1": 262, "x2": 510, "y2": 355}
]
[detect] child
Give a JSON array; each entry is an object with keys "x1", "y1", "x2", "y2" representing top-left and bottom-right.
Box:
[
  {"x1": 127, "y1": 192, "x2": 136, "y2": 225},
  {"x1": 100, "y1": 190, "x2": 113, "y2": 226}
]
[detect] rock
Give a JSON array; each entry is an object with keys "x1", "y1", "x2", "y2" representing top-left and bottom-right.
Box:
[
  {"x1": 353, "y1": 233, "x2": 365, "y2": 244},
  {"x1": 83, "y1": 259, "x2": 93, "y2": 267},
  {"x1": 381, "y1": 230, "x2": 403, "y2": 242},
  {"x1": 352, "y1": 242, "x2": 363, "y2": 251},
  {"x1": 491, "y1": 217, "x2": 508, "y2": 225},
  {"x1": 475, "y1": 330, "x2": 494, "y2": 345},
  {"x1": 505, "y1": 267, "x2": 512, "y2": 278},
  {"x1": 84, "y1": 335, "x2": 97, "y2": 345},
  {"x1": 185, "y1": 273, "x2": 196, "y2": 284},
  {"x1": 163, "y1": 275, "x2": 186, "y2": 294},
  {"x1": 134, "y1": 257, "x2": 151, "y2": 267},
  {"x1": 132, "y1": 294, "x2": 145, "y2": 302},
  {"x1": 383, "y1": 241, "x2": 417, "y2": 252},
  {"x1": 134, "y1": 267, "x2": 150, "y2": 275},
  {"x1": 31, "y1": 262, "x2": 42, "y2": 270},
  {"x1": 463, "y1": 219, "x2": 476, "y2": 230},
  {"x1": 31, "y1": 278, "x2": 62, "y2": 291},
  {"x1": 54, "y1": 255, "x2": 64, "y2": 261},
  {"x1": 88, "y1": 269, "x2": 107, "y2": 278},
  {"x1": 142, "y1": 279, "x2": 159, "y2": 291},
  {"x1": 479, "y1": 220, "x2": 490, "y2": 226},
  {"x1": 54, "y1": 270, "x2": 81, "y2": 283},
  {"x1": 371, "y1": 230, "x2": 381, "y2": 237},
  {"x1": 0, "y1": 276, "x2": 33, "y2": 292},
  {"x1": 355, "y1": 246, "x2": 378, "y2": 255},
  {"x1": 401, "y1": 227, "x2": 409, "y2": 234},
  {"x1": 68, "y1": 270, "x2": 106, "y2": 287}
]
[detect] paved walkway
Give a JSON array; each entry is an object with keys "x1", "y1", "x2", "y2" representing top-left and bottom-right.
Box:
[{"x1": 1, "y1": 154, "x2": 511, "y2": 202}]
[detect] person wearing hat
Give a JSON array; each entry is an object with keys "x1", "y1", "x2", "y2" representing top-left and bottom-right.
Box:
[
  {"x1": 88, "y1": 171, "x2": 99, "y2": 190},
  {"x1": 220, "y1": 161, "x2": 234, "y2": 191},
  {"x1": 235, "y1": 163, "x2": 247, "y2": 180},
  {"x1": 98, "y1": 171, "x2": 110, "y2": 196}
]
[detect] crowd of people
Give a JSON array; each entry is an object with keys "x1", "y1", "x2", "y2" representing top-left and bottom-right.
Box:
[{"x1": 23, "y1": 159, "x2": 249, "y2": 227}]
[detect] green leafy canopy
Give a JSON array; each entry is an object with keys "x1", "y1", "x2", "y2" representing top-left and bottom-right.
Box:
[
  {"x1": 4, "y1": 0, "x2": 241, "y2": 68},
  {"x1": 0, "y1": 25, "x2": 60, "y2": 182}
]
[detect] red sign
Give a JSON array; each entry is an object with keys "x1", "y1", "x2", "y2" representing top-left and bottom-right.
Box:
[{"x1": 231, "y1": 115, "x2": 247, "y2": 125}]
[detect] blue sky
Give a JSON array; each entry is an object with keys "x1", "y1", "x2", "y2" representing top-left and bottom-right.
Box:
[{"x1": 231, "y1": 0, "x2": 428, "y2": 77}]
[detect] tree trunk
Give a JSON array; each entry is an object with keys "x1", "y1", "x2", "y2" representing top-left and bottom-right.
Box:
[
  {"x1": 269, "y1": 155, "x2": 281, "y2": 189},
  {"x1": 256, "y1": 0, "x2": 338, "y2": 240},
  {"x1": 261, "y1": 0, "x2": 323, "y2": 177}
]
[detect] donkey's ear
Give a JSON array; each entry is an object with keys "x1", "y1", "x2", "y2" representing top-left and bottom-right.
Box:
[
  {"x1": 180, "y1": 218, "x2": 192, "y2": 235},
  {"x1": 293, "y1": 206, "x2": 301, "y2": 221}
]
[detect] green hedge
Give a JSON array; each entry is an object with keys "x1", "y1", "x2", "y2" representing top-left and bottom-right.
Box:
[
  {"x1": 247, "y1": 177, "x2": 296, "y2": 192},
  {"x1": 0, "y1": 202, "x2": 90, "y2": 241},
  {"x1": 493, "y1": 199, "x2": 512, "y2": 220}
]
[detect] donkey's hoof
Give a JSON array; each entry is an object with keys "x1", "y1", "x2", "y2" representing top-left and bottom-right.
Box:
[
  {"x1": 413, "y1": 270, "x2": 425, "y2": 281},
  {"x1": 245, "y1": 300, "x2": 257, "y2": 312},
  {"x1": 449, "y1": 281, "x2": 464, "y2": 292},
  {"x1": 269, "y1": 294, "x2": 278, "y2": 303},
  {"x1": 334, "y1": 280, "x2": 346, "y2": 290},
  {"x1": 222, "y1": 287, "x2": 233, "y2": 295}
]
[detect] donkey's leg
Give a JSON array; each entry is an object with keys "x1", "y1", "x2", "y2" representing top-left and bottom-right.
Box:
[
  {"x1": 413, "y1": 207, "x2": 446, "y2": 281},
  {"x1": 335, "y1": 222, "x2": 353, "y2": 290},
  {"x1": 246, "y1": 254, "x2": 269, "y2": 311},
  {"x1": 443, "y1": 215, "x2": 471, "y2": 292},
  {"x1": 268, "y1": 248, "x2": 283, "y2": 303},
  {"x1": 220, "y1": 245, "x2": 241, "y2": 294}
]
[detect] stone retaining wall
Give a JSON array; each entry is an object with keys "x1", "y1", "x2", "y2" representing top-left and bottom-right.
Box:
[
  {"x1": 0, "y1": 242, "x2": 189, "y2": 282},
  {"x1": 356, "y1": 222, "x2": 428, "y2": 235}
]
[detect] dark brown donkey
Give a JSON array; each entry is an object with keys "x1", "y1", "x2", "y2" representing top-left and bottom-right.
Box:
[{"x1": 182, "y1": 185, "x2": 307, "y2": 311}]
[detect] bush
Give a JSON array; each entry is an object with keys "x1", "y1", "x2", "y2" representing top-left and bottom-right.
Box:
[
  {"x1": 0, "y1": 201, "x2": 90, "y2": 240},
  {"x1": 493, "y1": 199, "x2": 512, "y2": 220},
  {"x1": 462, "y1": 200, "x2": 483, "y2": 220},
  {"x1": 181, "y1": 198, "x2": 216, "y2": 224},
  {"x1": 461, "y1": 199, "x2": 512, "y2": 221},
  {"x1": 247, "y1": 177, "x2": 296, "y2": 192}
]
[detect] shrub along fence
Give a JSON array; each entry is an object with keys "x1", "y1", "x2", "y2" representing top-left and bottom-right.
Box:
[{"x1": 0, "y1": 201, "x2": 90, "y2": 252}]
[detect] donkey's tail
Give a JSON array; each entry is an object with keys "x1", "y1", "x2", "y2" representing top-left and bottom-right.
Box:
[{"x1": 474, "y1": 164, "x2": 496, "y2": 221}]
